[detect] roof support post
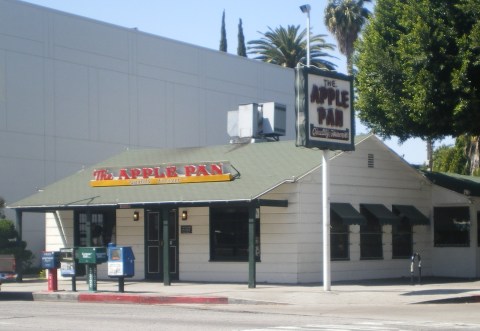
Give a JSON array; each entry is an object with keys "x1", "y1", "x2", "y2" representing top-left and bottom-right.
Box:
[
  {"x1": 248, "y1": 206, "x2": 256, "y2": 288},
  {"x1": 162, "y1": 208, "x2": 171, "y2": 286},
  {"x1": 86, "y1": 210, "x2": 92, "y2": 246},
  {"x1": 15, "y1": 209, "x2": 23, "y2": 282}
]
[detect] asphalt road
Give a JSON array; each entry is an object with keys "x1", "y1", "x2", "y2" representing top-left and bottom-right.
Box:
[{"x1": 1, "y1": 300, "x2": 480, "y2": 331}]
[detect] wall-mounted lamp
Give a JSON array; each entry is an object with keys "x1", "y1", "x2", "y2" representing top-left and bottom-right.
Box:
[
  {"x1": 182, "y1": 210, "x2": 188, "y2": 221},
  {"x1": 133, "y1": 211, "x2": 140, "y2": 222}
]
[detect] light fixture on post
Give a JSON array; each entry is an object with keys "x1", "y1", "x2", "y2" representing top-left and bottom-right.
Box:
[
  {"x1": 299, "y1": 4, "x2": 311, "y2": 67},
  {"x1": 133, "y1": 211, "x2": 140, "y2": 222},
  {"x1": 182, "y1": 210, "x2": 188, "y2": 221}
]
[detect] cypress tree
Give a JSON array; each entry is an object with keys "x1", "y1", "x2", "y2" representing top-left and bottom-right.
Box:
[
  {"x1": 237, "y1": 18, "x2": 247, "y2": 57},
  {"x1": 219, "y1": 10, "x2": 227, "y2": 52}
]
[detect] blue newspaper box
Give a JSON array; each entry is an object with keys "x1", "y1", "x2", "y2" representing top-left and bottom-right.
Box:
[
  {"x1": 107, "y1": 246, "x2": 135, "y2": 278},
  {"x1": 41, "y1": 251, "x2": 60, "y2": 269}
]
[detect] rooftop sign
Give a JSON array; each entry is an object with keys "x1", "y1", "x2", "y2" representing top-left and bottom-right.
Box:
[
  {"x1": 295, "y1": 66, "x2": 355, "y2": 151},
  {"x1": 90, "y1": 162, "x2": 232, "y2": 187}
]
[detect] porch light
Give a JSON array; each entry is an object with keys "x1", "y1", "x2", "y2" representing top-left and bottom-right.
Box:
[
  {"x1": 182, "y1": 210, "x2": 188, "y2": 220},
  {"x1": 133, "y1": 211, "x2": 140, "y2": 222}
]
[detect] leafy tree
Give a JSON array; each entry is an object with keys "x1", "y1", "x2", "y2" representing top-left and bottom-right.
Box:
[
  {"x1": 219, "y1": 10, "x2": 227, "y2": 52},
  {"x1": 237, "y1": 18, "x2": 247, "y2": 57},
  {"x1": 247, "y1": 25, "x2": 336, "y2": 69},
  {"x1": 0, "y1": 196, "x2": 4, "y2": 219},
  {"x1": 435, "y1": 135, "x2": 480, "y2": 176},
  {"x1": 355, "y1": 0, "x2": 480, "y2": 172},
  {"x1": 324, "y1": 0, "x2": 371, "y2": 75},
  {"x1": 432, "y1": 137, "x2": 469, "y2": 174},
  {"x1": 0, "y1": 196, "x2": 34, "y2": 272}
]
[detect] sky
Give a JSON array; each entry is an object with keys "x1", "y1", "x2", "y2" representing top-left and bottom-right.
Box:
[{"x1": 20, "y1": 0, "x2": 454, "y2": 164}]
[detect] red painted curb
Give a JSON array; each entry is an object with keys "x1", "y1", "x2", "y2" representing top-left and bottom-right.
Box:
[{"x1": 78, "y1": 293, "x2": 229, "y2": 305}]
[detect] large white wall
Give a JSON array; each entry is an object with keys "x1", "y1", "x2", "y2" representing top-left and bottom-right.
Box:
[
  {"x1": 164, "y1": 136, "x2": 436, "y2": 284},
  {"x1": 431, "y1": 186, "x2": 479, "y2": 278},
  {"x1": 294, "y1": 136, "x2": 433, "y2": 282},
  {"x1": 0, "y1": 0, "x2": 295, "y2": 262}
]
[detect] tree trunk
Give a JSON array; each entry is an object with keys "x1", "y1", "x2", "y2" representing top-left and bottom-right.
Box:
[
  {"x1": 467, "y1": 136, "x2": 479, "y2": 175},
  {"x1": 427, "y1": 138, "x2": 433, "y2": 171}
]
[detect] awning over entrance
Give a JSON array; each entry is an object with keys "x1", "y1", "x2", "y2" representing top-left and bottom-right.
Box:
[
  {"x1": 331, "y1": 203, "x2": 366, "y2": 225},
  {"x1": 392, "y1": 205, "x2": 430, "y2": 225},
  {"x1": 360, "y1": 204, "x2": 401, "y2": 225}
]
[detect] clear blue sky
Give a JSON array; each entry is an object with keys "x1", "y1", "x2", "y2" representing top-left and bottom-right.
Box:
[{"x1": 21, "y1": 0, "x2": 454, "y2": 164}]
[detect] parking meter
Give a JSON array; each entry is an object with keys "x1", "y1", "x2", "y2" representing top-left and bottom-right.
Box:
[
  {"x1": 41, "y1": 251, "x2": 60, "y2": 292},
  {"x1": 107, "y1": 245, "x2": 135, "y2": 292},
  {"x1": 76, "y1": 247, "x2": 107, "y2": 292}
]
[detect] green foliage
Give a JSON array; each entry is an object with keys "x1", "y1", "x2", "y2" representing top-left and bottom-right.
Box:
[
  {"x1": 0, "y1": 219, "x2": 34, "y2": 271},
  {"x1": 247, "y1": 25, "x2": 336, "y2": 69},
  {"x1": 219, "y1": 10, "x2": 227, "y2": 52},
  {"x1": 324, "y1": 0, "x2": 372, "y2": 75},
  {"x1": 237, "y1": 19, "x2": 247, "y2": 57},
  {"x1": 355, "y1": 0, "x2": 480, "y2": 142},
  {"x1": 0, "y1": 196, "x2": 4, "y2": 219},
  {"x1": 432, "y1": 137, "x2": 469, "y2": 174}
]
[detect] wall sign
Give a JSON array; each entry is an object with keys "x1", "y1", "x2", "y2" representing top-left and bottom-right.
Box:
[
  {"x1": 181, "y1": 225, "x2": 192, "y2": 234},
  {"x1": 91, "y1": 162, "x2": 232, "y2": 187},
  {"x1": 295, "y1": 66, "x2": 355, "y2": 151}
]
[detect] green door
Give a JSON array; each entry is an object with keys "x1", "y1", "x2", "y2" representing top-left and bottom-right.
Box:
[{"x1": 145, "y1": 209, "x2": 179, "y2": 281}]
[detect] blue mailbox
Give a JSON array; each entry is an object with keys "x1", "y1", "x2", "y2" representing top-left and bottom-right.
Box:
[
  {"x1": 41, "y1": 251, "x2": 60, "y2": 269},
  {"x1": 107, "y1": 246, "x2": 135, "y2": 278}
]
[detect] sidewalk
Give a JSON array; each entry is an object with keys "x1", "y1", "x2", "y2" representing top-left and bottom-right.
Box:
[{"x1": 2, "y1": 277, "x2": 480, "y2": 306}]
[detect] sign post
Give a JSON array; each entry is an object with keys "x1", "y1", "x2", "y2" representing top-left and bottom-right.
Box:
[{"x1": 295, "y1": 65, "x2": 354, "y2": 291}]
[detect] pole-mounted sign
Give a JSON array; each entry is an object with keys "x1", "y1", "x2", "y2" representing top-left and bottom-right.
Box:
[
  {"x1": 295, "y1": 64, "x2": 355, "y2": 292},
  {"x1": 295, "y1": 66, "x2": 355, "y2": 152}
]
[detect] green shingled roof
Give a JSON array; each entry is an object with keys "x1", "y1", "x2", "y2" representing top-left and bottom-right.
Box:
[
  {"x1": 422, "y1": 171, "x2": 480, "y2": 197},
  {"x1": 10, "y1": 137, "x2": 369, "y2": 210}
]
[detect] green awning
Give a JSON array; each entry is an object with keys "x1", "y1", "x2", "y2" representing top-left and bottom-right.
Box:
[
  {"x1": 331, "y1": 203, "x2": 366, "y2": 225},
  {"x1": 360, "y1": 204, "x2": 401, "y2": 225},
  {"x1": 392, "y1": 205, "x2": 430, "y2": 225}
]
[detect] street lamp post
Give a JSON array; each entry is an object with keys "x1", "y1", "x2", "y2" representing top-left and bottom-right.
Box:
[
  {"x1": 299, "y1": 4, "x2": 311, "y2": 67},
  {"x1": 300, "y1": 3, "x2": 331, "y2": 292}
]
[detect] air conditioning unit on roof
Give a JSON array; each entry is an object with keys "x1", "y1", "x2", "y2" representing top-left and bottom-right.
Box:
[{"x1": 227, "y1": 102, "x2": 286, "y2": 142}]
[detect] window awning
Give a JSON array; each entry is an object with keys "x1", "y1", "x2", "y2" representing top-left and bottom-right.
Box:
[
  {"x1": 392, "y1": 205, "x2": 430, "y2": 225},
  {"x1": 360, "y1": 204, "x2": 401, "y2": 225},
  {"x1": 331, "y1": 203, "x2": 367, "y2": 225}
]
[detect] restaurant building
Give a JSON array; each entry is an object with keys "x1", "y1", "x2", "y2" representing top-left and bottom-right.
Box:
[
  {"x1": 0, "y1": 0, "x2": 294, "y2": 261},
  {"x1": 11, "y1": 134, "x2": 480, "y2": 284}
]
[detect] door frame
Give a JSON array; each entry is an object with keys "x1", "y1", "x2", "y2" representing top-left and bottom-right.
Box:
[{"x1": 144, "y1": 208, "x2": 179, "y2": 281}]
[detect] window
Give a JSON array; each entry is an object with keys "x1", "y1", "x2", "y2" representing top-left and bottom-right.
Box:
[
  {"x1": 392, "y1": 220, "x2": 412, "y2": 258},
  {"x1": 76, "y1": 210, "x2": 116, "y2": 247},
  {"x1": 360, "y1": 211, "x2": 382, "y2": 259},
  {"x1": 330, "y1": 216, "x2": 349, "y2": 261},
  {"x1": 434, "y1": 206, "x2": 470, "y2": 247},
  {"x1": 210, "y1": 206, "x2": 260, "y2": 262}
]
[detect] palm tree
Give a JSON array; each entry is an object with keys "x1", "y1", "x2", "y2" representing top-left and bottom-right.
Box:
[
  {"x1": 247, "y1": 25, "x2": 336, "y2": 70},
  {"x1": 324, "y1": 0, "x2": 371, "y2": 75}
]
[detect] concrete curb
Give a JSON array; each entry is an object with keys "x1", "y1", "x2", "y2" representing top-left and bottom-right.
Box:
[
  {"x1": 78, "y1": 293, "x2": 229, "y2": 305},
  {"x1": 32, "y1": 291, "x2": 230, "y2": 305}
]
